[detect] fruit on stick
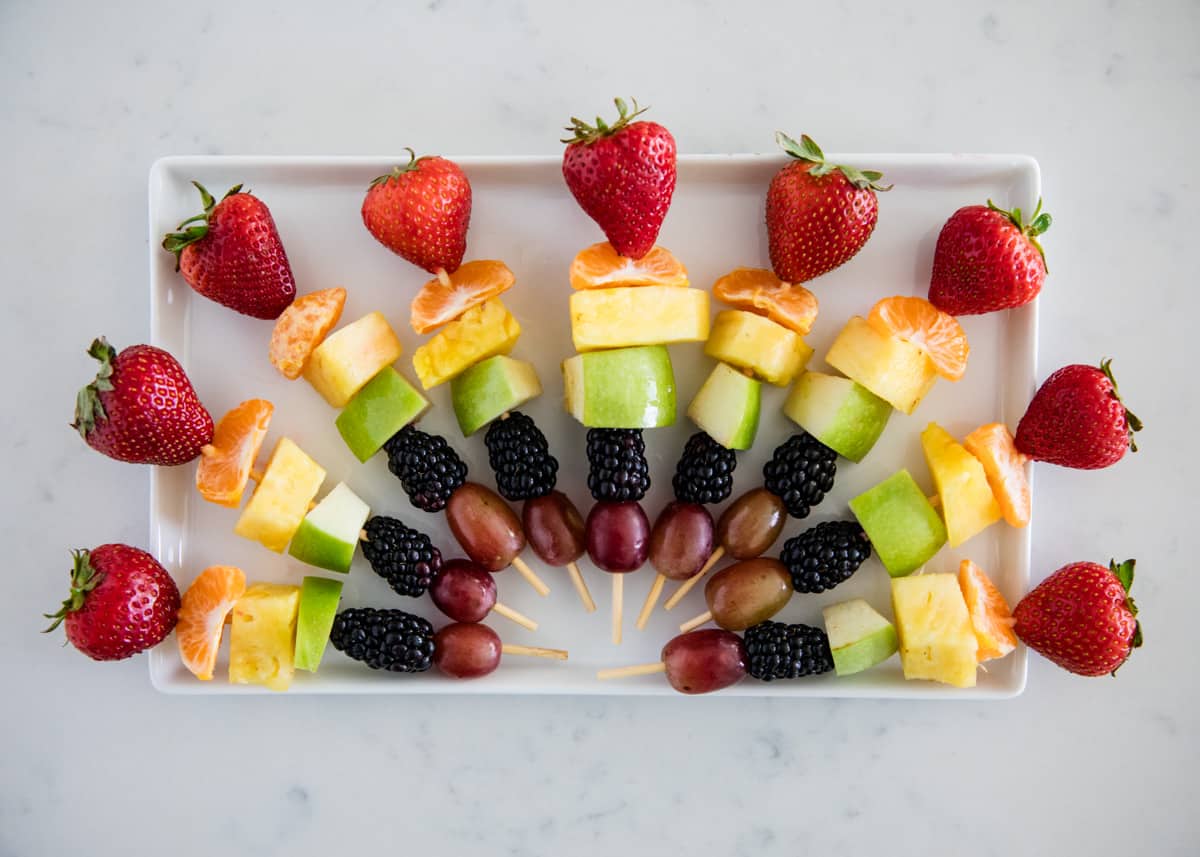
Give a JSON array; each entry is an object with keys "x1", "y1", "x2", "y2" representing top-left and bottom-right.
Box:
[
  {"x1": 963, "y1": 423, "x2": 1030, "y2": 528},
  {"x1": 957, "y1": 560, "x2": 1017, "y2": 662},
  {"x1": 410, "y1": 259, "x2": 515, "y2": 334},
  {"x1": 826, "y1": 316, "x2": 937, "y2": 414},
  {"x1": 412, "y1": 298, "x2": 521, "y2": 390},
  {"x1": 269, "y1": 287, "x2": 346, "y2": 379},
  {"x1": 638, "y1": 501, "x2": 714, "y2": 627},
  {"x1": 712, "y1": 267, "x2": 819, "y2": 334},
  {"x1": 336, "y1": 367, "x2": 430, "y2": 462},
  {"x1": 484, "y1": 412, "x2": 560, "y2": 502},
  {"x1": 569, "y1": 286, "x2": 710, "y2": 351},
  {"x1": 433, "y1": 623, "x2": 567, "y2": 680},
  {"x1": 867, "y1": 296, "x2": 969, "y2": 382},
  {"x1": 672, "y1": 432, "x2": 737, "y2": 506},
  {"x1": 360, "y1": 516, "x2": 442, "y2": 597},
  {"x1": 569, "y1": 242, "x2": 688, "y2": 289},
  {"x1": 921, "y1": 422, "x2": 1001, "y2": 547},
  {"x1": 704, "y1": 309, "x2": 813, "y2": 387},
  {"x1": 450, "y1": 356, "x2": 542, "y2": 438},
  {"x1": 783, "y1": 371, "x2": 892, "y2": 463},
  {"x1": 384, "y1": 424, "x2": 468, "y2": 513},
  {"x1": 781, "y1": 520, "x2": 872, "y2": 594},
  {"x1": 744, "y1": 621, "x2": 834, "y2": 680},
  {"x1": 563, "y1": 345, "x2": 676, "y2": 428},
  {"x1": 523, "y1": 491, "x2": 595, "y2": 612},
  {"x1": 429, "y1": 559, "x2": 538, "y2": 631},
  {"x1": 445, "y1": 482, "x2": 550, "y2": 596},
  {"x1": 587, "y1": 500, "x2": 651, "y2": 644},
  {"x1": 849, "y1": 470, "x2": 947, "y2": 576},
  {"x1": 892, "y1": 574, "x2": 979, "y2": 687},
  {"x1": 196, "y1": 399, "x2": 274, "y2": 507},
  {"x1": 762, "y1": 431, "x2": 837, "y2": 519},
  {"x1": 330, "y1": 608, "x2": 436, "y2": 672},
  {"x1": 176, "y1": 565, "x2": 245, "y2": 680},
  {"x1": 293, "y1": 576, "x2": 344, "y2": 673},
  {"x1": 287, "y1": 482, "x2": 371, "y2": 573},
  {"x1": 234, "y1": 437, "x2": 326, "y2": 552},
  {"x1": 229, "y1": 583, "x2": 301, "y2": 691},
  {"x1": 597, "y1": 629, "x2": 748, "y2": 695},
  {"x1": 304, "y1": 311, "x2": 404, "y2": 408},
  {"x1": 678, "y1": 558, "x2": 791, "y2": 633},
  {"x1": 586, "y1": 428, "x2": 651, "y2": 502},
  {"x1": 822, "y1": 599, "x2": 899, "y2": 676},
  {"x1": 687, "y1": 362, "x2": 761, "y2": 450}
]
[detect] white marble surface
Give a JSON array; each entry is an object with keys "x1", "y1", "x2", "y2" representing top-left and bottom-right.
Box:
[{"x1": 2, "y1": 0, "x2": 1195, "y2": 853}]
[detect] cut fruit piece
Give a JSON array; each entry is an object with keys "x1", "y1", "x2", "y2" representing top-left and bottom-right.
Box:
[
  {"x1": 687, "y1": 362, "x2": 761, "y2": 450},
  {"x1": 958, "y1": 559, "x2": 1018, "y2": 662},
  {"x1": 822, "y1": 598, "x2": 899, "y2": 676},
  {"x1": 269, "y1": 287, "x2": 347, "y2": 380},
  {"x1": 234, "y1": 437, "x2": 326, "y2": 553},
  {"x1": 304, "y1": 311, "x2": 404, "y2": 408},
  {"x1": 196, "y1": 399, "x2": 274, "y2": 508},
  {"x1": 287, "y1": 482, "x2": 370, "y2": 573},
  {"x1": 176, "y1": 565, "x2": 246, "y2": 681},
  {"x1": 921, "y1": 422, "x2": 1001, "y2": 548},
  {"x1": 229, "y1": 583, "x2": 301, "y2": 691},
  {"x1": 867, "y1": 295, "x2": 969, "y2": 381},
  {"x1": 450, "y1": 355, "x2": 542, "y2": 436},
  {"x1": 826, "y1": 316, "x2": 938, "y2": 414},
  {"x1": 412, "y1": 298, "x2": 520, "y2": 389},
  {"x1": 783, "y1": 371, "x2": 892, "y2": 463},
  {"x1": 563, "y1": 345, "x2": 676, "y2": 428},
  {"x1": 963, "y1": 423, "x2": 1031, "y2": 528},
  {"x1": 294, "y1": 576, "x2": 344, "y2": 672},
  {"x1": 336, "y1": 367, "x2": 430, "y2": 462},
  {"x1": 891, "y1": 573, "x2": 979, "y2": 688},
  {"x1": 569, "y1": 241, "x2": 689, "y2": 289},
  {"x1": 848, "y1": 469, "x2": 947, "y2": 576},
  {"x1": 704, "y1": 309, "x2": 813, "y2": 386},
  {"x1": 410, "y1": 260, "x2": 515, "y2": 334},
  {"x1": 569, "y1": 286, "x2": 710, "y2": 351},
  {"x1": 712, "y1": 267, "x2": 819, "y2": 335}
]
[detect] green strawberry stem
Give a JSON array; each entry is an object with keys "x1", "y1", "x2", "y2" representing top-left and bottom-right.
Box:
[
  {"x1": 775, "y1": 131, "x2": 893, "y2": 192},
  {"x1": 986, "y1": 197, "x2": 1052, "y2": 271},
  {"x1": 161, "y1": 181, "x2": 244, "y2": 269},
  {"x1": 1110, "y1": 558, "x2": 1142, "y2": 662},
  {"x1": 1099, "y1": 358, "x2": 1143, "y2": 451},
  {"x1": 368, "y1": 148, "x2": 430, "y2": 188},
  {"x1": 561, "y1": 97, "x2": 649, "y2": 145},
  {"x1": 42, "y1": 550, "x2": 106, "y2": 632},
  {"x1": 71, "y1": 337, "x2": 117, "y2": 438}
]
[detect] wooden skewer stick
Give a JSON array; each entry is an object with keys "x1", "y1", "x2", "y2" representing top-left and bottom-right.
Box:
[
  {"x1": 597, "y1": 662, "x2": 666, "y2": 680},
  {"x1": 491, "y1": 602, "x2": 538, "y2": 632},
  {"x1": 635, "y1": 573, "x2": 666, "y2": 630},
  {"x1": 502, "y1": 643, "x2": 568, "y2": 661},
  {"x1": 663, "y1": 547, "x2": 724, "y2": 611},
  {"x1": 679, "y1": 610, "x2": 714, "y2": 633},
  {"x1": 612, "y1": 574, "x2": 624, "y2": 645},
  {"x1": 565, "y1": 561, "x2": 597, "y2": 613},
  {"x1": 510, "y1": 556, "x2": 551, "y2": 597}
]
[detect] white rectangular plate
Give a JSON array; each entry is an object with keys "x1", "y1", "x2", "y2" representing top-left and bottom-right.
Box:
[{"x1": 148, "y1": 153, "x2": 1037, "y2": 697}]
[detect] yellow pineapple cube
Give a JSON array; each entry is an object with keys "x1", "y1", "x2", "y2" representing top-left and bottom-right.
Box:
[
  {"x1": 234, "y1": 438, "x2": 326, "y2": 552},
  {"x1": 303, "y1": 311, "x2": 404, "y2": 408},
  {"x1": 826, "y1": 316, "x2": 937, "y2": 414},
  {"x1": 570, "y1": 286, "x2": 709, "y2": 351},
  {"x1": 229, "y1": 583, "x2": 301, "y2": 691},
  {"x1": 891, "y1": 574, "x2": 979, "y2": 688},
  {"x1": 921, "y1": 423, "x2": 1001, "y2": 547},
  {"x1": 703, "y1": 309, "x2": 812, "y2": 386},
  {"x1": 412, "y1": 298, "x2": 520, "y2": 389}
]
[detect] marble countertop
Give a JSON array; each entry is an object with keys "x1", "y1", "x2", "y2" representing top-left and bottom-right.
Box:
[{"x1": 2, "y1": 0, "x2": 1194, "y2": 854}]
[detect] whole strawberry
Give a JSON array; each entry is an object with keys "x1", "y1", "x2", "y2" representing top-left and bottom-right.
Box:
[
  {"x1": 765, "y1": 132, "x2": 890, "y2": 283},
  {"x1": 929, "y1": 199, "x2": 1050, "y2": 315},
  {"x1": 1016, "y1": 358, "x2": 1142, "y2": 469},
  {"x1": 44, "y1": 545, "x2": 181, "y2": 661},
  {"x1": 1013, "y1": 559, "x2": 1142, "y2": 676},
  {"x1": 72, "y1": 337, "x2": 213, "y2": 466},
  {"x1": 162, "y1": 183, "x2": 296, "y2": 319},
  {"x1": 361, "y1": 149, "x2": 472, "y2": 274},
  {"x1": 562, "y1": 97, "x2": 676, "y2": 260}
]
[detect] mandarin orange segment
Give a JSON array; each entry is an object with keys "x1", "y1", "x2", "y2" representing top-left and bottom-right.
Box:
[
  {"x1": 177, "y1": 565, "x2": 246, "y2": 680},
  {"x1": 410, "y1": 260, "x2": 515, "y2": 334},
  {"x1": 569, "y1": 242, "x2": 689, "y2": 290},
  {"x1": 269, "y1": 287, "x2": 347, "y2": 380},
  {"x1": 196, "y1": 399, "x2": 274, "y2": 508},
  {"x1": 712, "y1": 267, "x2": 819, "y2": 335},
  {"x1": 957, "y1": 559, "x2": 1018, "y2": 662},
  {"x1": 964, "y1": 423, "x2": 1031, "y2": 527},
  {"x1": 867, "y1": 295, "x2": 969, "y2": 381}
]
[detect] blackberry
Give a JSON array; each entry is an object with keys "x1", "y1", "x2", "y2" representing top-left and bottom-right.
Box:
[
  {"x1": 329, "y1": 608, "x2": 435, "y2": 673},
  {"x1": 586, "y1": 428, "x2": 651, "y2": 502},
  {"x1": 360, "y1": 516, "x2": 442, "y2": 597},
  {"x1": 781, "y1": 520, "x2": 872, "y2": 593},
  {"x1": 672, "y1": 431, "x2": 737, "y2": 505},
  {"x1": 762, "y1": 431, "x2": 837, "y2": 518},
  {"x1": 744, "y1": 621, "x2": 834, "y2": 681},
  {"x1": 483, "y1": 412, "x2": 559, "y2": 501},
  {"x1": 384, "y1": 425, "x2": 467, "y2": 513}
]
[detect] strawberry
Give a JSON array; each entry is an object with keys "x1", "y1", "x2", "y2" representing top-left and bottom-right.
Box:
[
  {"x1": 765, "y1": 132, "x2": 890, "y2": 283},
  {"x1": 72, "y1": 337, "x2": 213, "y2": 466},
  {"x1": 44, "y1": 545, "x2": 181, "y2": 661},
  {"x1": 1013, "y1": 559, "x2": 1142, "y2": 676},
  {"x1": 1016, "y1": 358, "x2": 1142, "y2": 469},
  {"x1": 162, "y1": 183, "x2": 296, "y2": 319},
  {"x1": 361, "y1": 149, "x2": 472, "y2": 275},
  {"x1": 562, "y1": 97, "x2": 677, "y2": 260},
  {"x1": 928, "y1": 199, "x2": 1050, "y2": 315}
]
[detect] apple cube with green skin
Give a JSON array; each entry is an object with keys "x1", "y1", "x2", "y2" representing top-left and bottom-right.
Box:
[
  {"x1": 294, "y1": 576, "x2": 343, "y2": 672},
  {"x1": 288, "y1": 482, "x2": 370, "y2": 573},
  {"x1": 570, "y1": 286, "x2": 710, "y2": 351},
  {"x1": 234, "y1": 437, "x2": 326, "y2": 553},
  {"x1": 304, "y1": 311, "x2": 404, "y2": 408},
  {"x1": 891, "y1": 573, "x2": 979, "y2": 688},
  {"x1": 848, "y1": 469, "x2": 947, "y2": 576},
  {"x1": 822, "y1": 599, "x2": 899, "y2": 676},
  {"x1": 687, "y1": 362, "x2": 761, "y2": 450},
  {"x1": 783, "y1": 371, "x2": 893, "y2": 462},
  {"x1": 563, "y1": 345, "x2": 676, "y2": 428},
  {"x1": 920, "y1": 422, "x2": 1001, "y2": 547},
  {"x1": 825, "y1": 316, "x2": 937, "y2": 414},
  {"x1": 336, "y1": 367, "x2": 430, "y2": 461},
  {"x1": 450, "y1": 355, "x2": 542, "y2": 436}
]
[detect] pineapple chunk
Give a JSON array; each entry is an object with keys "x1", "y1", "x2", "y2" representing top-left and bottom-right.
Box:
[
  {"x1": 234, "y1": 438, "x2": 326, "y2": 552},
  {"x1": 570, "y1": 286, "x2": 709, "y2": 351},
  {"x1": 412, "y1": 298, "x2": 520, "y2": 389},
  {"x1": 303, "y1": 311, "x2": 404, "y2": 408},
  {"x1": 826, "y1": 316, "x2": 937, "y2": 414},
  {"x1": 230, "y1": 583, "x2": 301, "y2": 691},
  {"x1": 704, "y1": 309, "x2": 813, "y2": 386},
  {"x1": 921, "y1": 423, "x2": 1001, "y2": 547},
  {"x1": 891, "y1": 574, "x2": 979, "y2": 688}
]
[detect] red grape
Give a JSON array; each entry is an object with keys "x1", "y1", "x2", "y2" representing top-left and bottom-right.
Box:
[
  {"x1": 662, "y1": 629, "x2": 747, "y2": 694},
  {"x1": 433, "y1": 622, "x2": 502, "y2": 679},
  {"x1": 522, "y1": 491, "x2": 585, "y2": 566},
  {"x1": 429, "y1": 559, "x2": 496, "y2": 623},
  {"x1": 704, "y1": 558, "x2": 792, "y2": 630},
  {"x1": 717, "y1": 488, "x2": 786, "y2": 559},
  {"x1": 649, "y1": 501, "x2": 714, "y2": 581},
  {"x1": 446, "y1": 482, "x2": 526, "y2": 572},
  {"x1": 585, "y1": 500, "x2": 650, "y2": 573}
]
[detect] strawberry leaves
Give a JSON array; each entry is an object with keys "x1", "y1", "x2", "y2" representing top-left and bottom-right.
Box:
[
  {"x1": 42, "y1": 550, "x2": 105, "y2": 632},
  {"x1": 161, "y1": 182, "x2": 245, "y2": 267},
  {"x1": 72, "y1": 337, "x2": 116, "y2": 438},
  {"x1": 775, "y1": 131, "x2": 892, "y2": 191},
  {"x1": 562, "y1": 97, "x2": 649, "y2": 145},
  {"x1": 1099, "y1": 358, "x2": 1144, "y2": 451}
]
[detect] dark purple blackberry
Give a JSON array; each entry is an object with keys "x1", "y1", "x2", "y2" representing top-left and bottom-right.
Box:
[
  {"x1": 744, "y1": 621, "x2": 834, "y2": 681},
  {"x1": 384, "y1": 425, "x2": 467, "y2": 513},
  {"x1": 762, "y1": 431, "x2": 837, "y2": 518},
  {"x1": 780, "y1": 520, "x2": 872, "y2": 594},
  {"x1": 360, "y1": 516, "x2": 442, "y2": 597},
  {"x1": 586, "y1": 428, "x2": 650, "y2": 502},
  {"x1": 483, "y1": 412, "x2": 559, "y2": 501},
  {"x1": 672, "y1": 431, "x2": 737, "y2": 505},
  {"x1": 329, "y1": 608, "x2": 435, "y2": 673}
]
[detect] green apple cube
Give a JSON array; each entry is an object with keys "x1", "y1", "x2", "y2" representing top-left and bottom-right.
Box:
[
  {"x1": 848, "y1": 469, "x2": 947, "y2": 577},
  {"x1": 294, "y1": 576, "x2": 343, "y2": 672},
  {"x1": 450, "y1": 355, "x2": 542, "y2": 436},
  {"x1": 822, "y1": 598, "x2": 899, "y2": 676},
  {"x1": 336, "y1": 367, "x2": 430, "y2": 462},
  {"x1": 287, "y1": 482, "x2": 370, "y2": 573},
  {"x1": 562, "y1": 345, "x2": 676, "y2": 428},
  {"x1": 687, "y1": 362, "x2": 761, "y2": 450},
  {"x1": 783, "y1": 371, "x2": 892, "y2": 462}
]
